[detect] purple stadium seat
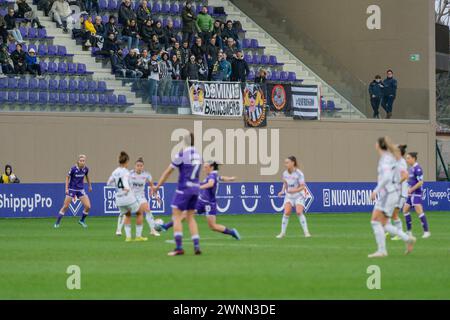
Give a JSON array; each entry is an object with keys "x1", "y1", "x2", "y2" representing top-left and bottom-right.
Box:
[
  {"x1": 57, "y1": 46, "x2": 67, "y2": 56},
  {"x1": 173, "y1": 19, "x2": 181, "y2": 29},
  {"x1": 57, "y1": 62, "x2": 67, "y2": 74},
  {"x1": 248, "y1": 70, "x2": 255, "y2": 81},
  {"x1": 99, "y1": 0, "x2": 107, "y2": 10},
  {"x1": 102, "y1": 15, "x2": 108, "y2": 24},
  {"x1": 250, "y1": 39, "x2": 259, "y2": 49},
  {"x1": 8, "y1": 91, "x2": 17, "y2": 103},
  {"x1": 40, "y1": 61, "x2": 48, "y2": 73},
  {"x1": 97, "y1": 81, "x2": 107, "y2": 92},
  {"x1": 69, "y1": 79, "x2": 78, "y2": 91},
  {"x1": 269, "y1": 55, "x2": 280, "y2": 66},
  {"x1": 87, "y1": 81, "x2": 97, "y2": 92},
  {"x1": 170, "y1": 3, "x2": 179, "y2": 15},
  {"x1": 21, "y1": 44, "x2": 27, "y2": 52},
  {"x1": 79, "y1": 93, "x2": 88, "y2": 104},
  {"x1": 18, "y1": 78, "x2": 28, "y2": 90},
  {"x1": 59, "y1": 92, "x2": 68, "y2": 104},
  {"x1": 38, "y1": 44, "x2": 47, "y2": 56},
  {"x1": 118, "y1": 94, "x2": 128, "y2": 106},
  {"x1": 0, "y1": 77, "x2": 7, "y2": 88},
  {"x1": 38, "y1": 28, "x2": 48, "y2": 39},
  {"x1": 162, "y1": 3, "x2": 170, "y2": 14},
  {"x1": 180, "y1": 96, "x2": 189, "y2": 107},
  {"x1": 38, "y1": 79, "x2": 48, "y2": 90},
  {"x1": 18, "y1": 91, "x2": 28, "y2": 104},
  {"x1": 28, "y1": 27, "x2": 37, "y2": 39},
  {"x1": 28, "y1": 91, "x2": 38, "y2": 104},
  {"x1": 38, "y1": 91, "x2": 48, "y2": 104},
  {"x1": 78, "y1": 80, "x2": 88, "y2": 91},
  {"x1": 69, "y1": 92, "x2": 78, "y2": 105},
  {"x1": 327, "y1": 100, "x2": 335, "y2": 110},
  {"x1": 49, "y1": 79, "x2": 58, "y2": 90},
  {"x1": 67, "y1": 63, "x2": 77, "y2": 75},
  {"x1": 271, "y1": 71, "x2": 280, "y2": 81},
  {"x1": 288, "y1": 72, "x2": 297, "y2": 82},
  {"x1": 59, "y1": 79, "x2": 68, "y2": 90},
  {"x1": 107, "y1": 94, "x2": 117, "y2": 105},
  {"x1": 88, "y1": 93, "x2": 98, "y2": 104},
  {"x1": 0, "y1": 91, "x2": 6, "y2": 104},
  {"x1": 151, "y1": 95, "x2": 159, "y2": 106},
  {"x1": 8, "y1": 77, "x2": 18, "y2": 89},
  {"x1": 19, "y1": 26, "x2": 27, "y2": 38},
  {"x1": 162, "y1": 18, "x2": 168, "y2": 27},
  {"x1": 265, "y1": 71, "x2": 272, "y2": 81},
  {"x1": 77, "y1": 63, "x2": 87, "y2": 75},
  {"x1": 252, "y1": 55, "x2": 260, "y2": 65},
  {"x1": 28, "y1": 78, "x2": 39, "y2": 90},
  {"x1": 107, "y1": 0, "x2": 116, "y2": 11},
  {"x1": 48, "y1": 45, "x2": 57, "y2": 56},
  {"x1": 280, "y1": 71, "x2": 289, "y2": 82},
  {"x1": 49, "y1": 92, "x2": 58, "y2": 104},
  {"x1": 244, "y1": 54, "x2": 252, "y2": 64},
  {"x1": 242, "y1": 38, "x2": 250, "y2": 49},
  {"x1": 170, "y1": 96, "x2": 179, "y2": 106},
  {"x1": 8, "y1": 43, "x2": 15, "y2": 53},
  {"x1": 260, "y1": 55, "x2": 269, "y2": 65},
  {"x1": 152, "y1": 2, "x2": 161, "y2": 13},
  {"x1": 98, "y1": 94, "x2": 107, "y2": 105}
]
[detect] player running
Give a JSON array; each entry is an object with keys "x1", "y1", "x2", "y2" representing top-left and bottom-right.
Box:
[
  {"x1": 276, "y1": 156, "x2": 311, "y2": 239},
  {"x1": 403, "y1": 152, "x2": 431, "y2": 238},
  {"x1": 54, "y1": 154, "x2": 92, "y2": 228},
  {"x1": 108, "y1": 151, "x2": 147, "y2": 242},
  {"x1": 116, "y1": 157, "x2": 160, "y2": 237},
  {"x1": 157, "y1": 161, "x2": 241, "y2": 240},
  {"x1": 368, "y1": 137, "x2": 416, "y2": 258},
  {"x1": 154, "y1": 132, "x2": 202, "y2": 256}
]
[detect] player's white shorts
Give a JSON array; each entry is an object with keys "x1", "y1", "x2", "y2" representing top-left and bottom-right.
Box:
[
  {"x1": 284, "y1": 195, "x2": 306, "y2": 207},
  {"x1": 395, "y1": 196, "x2": 407, "y2": 209},
  {"x1": 118, "y1": 201, "x2": 140, "y2": 216},
  {"x1": 135, "y1": 195, "x2": 148, "y2": 206},
  {"x1": 374, "y1": 191, "x2": 399, "y2": 217}
]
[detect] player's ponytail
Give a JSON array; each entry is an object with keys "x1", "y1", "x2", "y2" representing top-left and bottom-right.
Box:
[
  {"x1": 398, "y1": 145, "x2": 407, "y2": 156},
  {"x1": 408, "y1": 152, "x2": 418, "y2": 160},
  {"x1": 136, "y1": 157, "x2": 144, "y2": 164},
  {"x1": 288, "y1": 156, "x2": 298, "y2": 167},
  {"x1": 184, "y1": 132, "x2": 195, "y2": 147},
  {"x1": 119, "y1": 151, "x2": 129, "y2": 164},
  {"x1": 211, "y1": 161, "x2": 220, "y2": 171},
  {"x1": 378, "y1": 136, "x2": 397, "y2": 154}
]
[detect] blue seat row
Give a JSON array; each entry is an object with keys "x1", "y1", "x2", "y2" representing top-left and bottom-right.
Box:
[{"x1": 0, "y1": 77, "x2": 109, "y2": 92}]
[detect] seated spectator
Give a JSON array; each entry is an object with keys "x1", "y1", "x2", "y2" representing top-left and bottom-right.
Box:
[
  {"x1": 136, "y1": 0, "x2": 151, "y2": 27},
  {"x1": 153, "y1": 20, "x2": 165, "y2": 48},
  {"x1": 94, "y1": 15, "x2": 105, "y2": 39},
  {"x1": 0, "y1": 44, "x2": 13, "y2": 76},
  {"x1": 170, "y1": 54, "x2": 182, "y2": 96},
  {"x1": 140, "y1": 19, "x2": 154, "y2": 46},
  {"x1": 158, "y1": 51, "x2": 173, "y2": 98},
  {"x1": 111, "y1": 47, "x2": 134, "y2": 78},
  {"x1": 148, "y1": 51, "x2": 160, "y2": 98},
  {"x1": 222, "y1": 20, "x2": 240, "y2": 50},
  {"x1": 164, "y1": 20, "x2": 177, "y2": 50},
  {"x1": 104, "y1": 15, "x2": 119, "y2": 38},
  {"x1": 94, "y1": 32, "x2": 118, "y2": 57},
  {"x1": 197, "y1": 56, "x2": 208, "y2": 81},
  {"x1": 0, "y1": 15, "x2": 8, "y2": 45},
  {"x1": 138, "y1": 48, "x2": 150, "y2": 78},
  {"x1": 181, "y1": 0, "x2": 196, "y2": 45},
  {"x1": 212, "y1": 20, "x2": 223, "y2": 49},
  {"x1": 51, "y1": 0, "x2": 75, "y2": 33},
  {"x1": 11, "y1": 43, "x2": 27, "y2": 75},
  {"x1": 231, "y1": 50, "x2": 249, "y2": 82},
  {"x1": 220, "y1": 52, "x2": 232, "y2": 81},
  {"x1": 0, "y1": 165, "x2": 20, "y2": 184},
  {"x1": 38, "y1": 0, "x2": 57, "y2": 17},
  {"x1": 148, "y1": 34, "x2": 162, "y2": 53},
  {"x1": 25, "y1": 47, "x2": 42, "y2": 77},
  {"x1": 122, "y1": 18, "x2": 140, "y2": 50},
  {"x1": 196, "y1": 6, "x2": 213, "y2": 44},
  {"x1": 118, "y1": 0, "x2": 136, "y2": 26},
  {"x1": 223, "y1": 37, "x2": 237, "y2": 61},
  {"x1": 83, "y1": 15, "x2": 98, "y2": 47},
  {"x1": 17, "y1": 0, "x2": 44, "y2": 29},
  {"x1": 124, "y1": 48, "x2": 143, "y2": 78},
  {"x1": 185, "y1": 54, "x2": 199, "y2": 80},
  {"x1": 83, "y1": 0, "x2": 100, "y2": 15},
  {"x1": 206, "y1": 36, "x2": 219, "y2": 68},
  {"x1": 191, "y1": 37, "x2": 206, "y2": 60},
  {"x1": 5, "y1": 8, "x2": 25, "y2": 44},
  {"x1": 255, "y1": 68, "x2": 267, "y2": 84}
]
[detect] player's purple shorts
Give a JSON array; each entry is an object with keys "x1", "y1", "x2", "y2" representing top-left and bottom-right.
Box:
[
  {"x1": 196, "y1": 199, "x2": 217, "y2": 215},
  {"x1": 68, "y1": 189, "x2": 86, "y2": 199},
  {"x1": 171, "y1": 190, "x2": 199, "y2": 211},
  {"x1": 406, "y1": 193, "x2": 423, "y2": 206}
]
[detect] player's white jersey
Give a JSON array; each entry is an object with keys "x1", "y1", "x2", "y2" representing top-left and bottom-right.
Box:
[
  {"x1": 282, "y1": 169, "x2": 306, "y2": 198},
  {"x1": 129, "y1": 170, "x2": 152, "y2": 198},
  {"x1": 396, "y1": 157, "x2": 408, "y2": 197},
  {"x1": 376, "y1": 152, "x2": 397, "y2": 194},
  {"x1": 107, "y1": 167, "x2": 137, "y2": 206}
]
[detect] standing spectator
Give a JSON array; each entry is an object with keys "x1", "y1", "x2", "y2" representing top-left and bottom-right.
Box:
[
  {"x1": 118, "y1": 0, "x2": 136, "y2": 26},
  {"x1": 223, "y1": 37, "x2": 237, "y2": 61},
  {"x1": 140, "y1": 19, "x2": 153, "y2": 47},
  {"x1": 195, "y1": 6, "x2": 213, "y2": 45},
  {"x1": 206, "y1": 36, "x2": 219, "y2": 70},
  {"x1": 212, "y1": 20, "x2": 223, "y2": 49},
  {"x1": 17, "y1": 0, "x2": 44, "y2": 29},
  {"x1": 164, "y1": 20, "x2": 177, "y2": 50},
  {"x1": 104, "y1": 15, "x2": 119, "y2": 38},
  {"x1": 231, "y1": 50, "x2": 249, "y2": 82},
  {"x1": 158, "y1": 51, "x2": 173, "y2": 98},
  {"x1": 51, "y1": 0, "x2": 75, "y2": 33},
  {"x1": 0, "y1": 15, "x2": 8, "y2": 45},
  {"x1": 0, "y1": 165, "x2": 20, "y2": 184},
  {"x1": 122, "y1": 18, "x2": 140, "y2": 49},
  {"x1": 5, "y1": 8, "x2": 25, "y2": 44},
  {"x1": 255, "y1": 68, "x2": 267, "y2": 84},
  {"x1": 180, "y1": 39, "x2": 191, "y2": 68},
  {"x1": 191, "y1": 36, "x2": 206, "y2": 60},
  {"x1": 197, "y1": 56, "x2": 208, "y2": 81},
  {"x1": 124, "y1": 48, "x2": 143, "y2": 78},
  {"x1": 220, "y1": 52, "x2": 232, "y2": 81},
  {"x1": 136, "y1": 0, "x2": 151, "y2": 27},
  {"x1": 152, "y1": 20, "x2": 165, "y2": 48},
  {"x1": 25, "y1": 48, "x2": 42, "y2": 77},
  {"x1": 368, "y1": 75, "x2": 384, "y2": 119},
  {"x1": 381, "y1": 69, "x2": 397, "y2": 119},
  {"x1": 138, "y1": 48, "x2": 150, "y2": 78},
  {"x1": 181, "y1": 1, "x2": 196, "y2": 45},
  {"x1": 148, "y1": 51, "x2": 160, "y2": 99},
  {"x1": 149, "y1": 34, "x2": 162, "y2": 53},
  {"x1": 170, "y1": 41, "x2": 182, "y2": 62},
  {"x1": 11, "y1": 43, "x2": 27, "y2": 75},
  {"x1": 170, "y1": 54, "x2": 181, "y2": 95},
  {"x1": 0, "y1": 44, "x2": 14, "y2": 76},
  {"x1": 209, "y1": 52, "x2": 222, "y2": 81},
  {"x1": 221, "y1": 20, "x2": 240, "y2": 49},
  {"x1": 185, "y1": 54, "x2": 199, "y2": 80}
]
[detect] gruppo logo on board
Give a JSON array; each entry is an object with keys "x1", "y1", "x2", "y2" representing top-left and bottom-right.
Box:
[
  {"x1": 323, "y1": 188, "x2": 375, "y2": 208},
  {"x1": 425, "y1": 187, "x2": 450, "y2": 207},
  {"x1": 268, "y1": 184, "x2": 314, "y2": 212}
]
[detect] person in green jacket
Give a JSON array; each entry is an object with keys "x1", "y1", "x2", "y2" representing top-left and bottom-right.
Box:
[{"x1": 196, "y1": 6, "x2": 214, "y2": 45}]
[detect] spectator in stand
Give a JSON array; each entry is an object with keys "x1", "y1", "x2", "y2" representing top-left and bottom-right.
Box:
[
  {"x1": 381, "y1": 69, "x2": 398, "y2": 119},
  {"x1": 17, "y1": 0, "x2": 44, "y2": 29},
  {"x1": 122, "y1": 18, "x2": 140, "y2": 49},
  {"x1": 180, "y1": 39, "x2": 191, "y2": 68},
  {"x1": 83, "y1": 15, "x2": 98, "y2": 47},
  {"x1": 191, "y1": 36, "x2": 206, "y2": 60},
  {"x1": 197, "y1": 55, "x2": 208, "y2": 81},
  {"x1": 104, "y1": 15, "x2": 119, "y2": 39},
  {"x1": 212, "y1": 20, "x2": 223, "y2": 49},
  {"x1": 0, "y1": 15, "x2": 8, "y2": 45},
  {"x1": 148, "y1": 51, "x2": 160, "y2": 99},
  {"x1": 164, "y1": 19, "x2": 177, "y2": 50},
  {"x1": 83, "y1": 0, "x2": 99, "y2": 15},
  {"x1": 136, "y1": 0, "x2": 151, "y2": 27},
  {"x1": 368, "y1": 74, "x2": 384, "y2": 119},
  {"x1": 0, "y1": 165, "x2": 20, "y2": 184},
  {"x1": 223, "y1": 37, "x2": 237, "y2": 61},
  {"x1": 51, "y1": 0, "x2": 75, "y2": 33},
  {"x1": 181, "y1": 1, "x2": 196, "y2": 45},
  {"x1": 222, "y1": 20, "x2": 240, "y2": 50},
  {"x1": 209, "y1": 52, "x2": 222, "y2": 81},
  {"x1": 153, "y1": 20, "x2": 165, "y2": 48},
  {"x1": 94, "y1": 15, "x2": 105, "y2": 39},
  {"x1": 171, "y1": 54, "x2": 181, "y2": 95},
  {"x1": 118, "y1": 0, "x2": 136, "y2": 26},
  {"x1": 149, "y1": 34, "x2": 162, "y2": 53},
  {"x1": 140, "y1": 19, "x2": 153, "y2": 47},
  {"x1": 196, "y1": 6, "x2": 213, "y2": 45},
  {"x1": 138, "y1": 48, "x2": 150, "y2": 78},
  {"x1": 255, "y1": 68, "x2": 267, "y2": 84},
  {"x1": 220, "y1": 52, "x2": 232, "y2": 81},
  {"x1": 0, "y1": 44, "x2": 14, "y2": 76},
  {"x1": 11, "y1": 43, "x2": 27, "y2": 75},
  {"x1": 25, "y1": 48, "x2": 42, "y2": 77},
  {"x1": 5, "y1": 8, "x2": 25, "y2": 44},
  {"x1": 111, "y1": 47, "x2": 133, "y2": 78},
  {"x1": 185, "y1": 54, "x2": 199, "y2": 80},
  {"x1": 158, "y1": 51, "x2": 173, "y2": 98},
  {"x1": 38, "y1": 0, "x2": 57, "y2": 17},
  {"x1": 94, "y1": 32, "x2": 118, "y2": 57},
  {"x1": 124, "y1": 48, "x2": 143, "y2": 78},
  {"x1": 170, "y1": 41, "x2": 182, "y2": 63},
  {"x1": 231, "y1": 50, "x2": 249, "y2": 82},
  {"x1": 206, "y1": 36, "x2": 219, "y2": 71}
]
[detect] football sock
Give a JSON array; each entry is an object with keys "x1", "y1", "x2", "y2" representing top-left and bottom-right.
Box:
[
  {"x1": 145, "y1": 212, "x2": 155, "y2": 230},
  {"x1": 298, "y1": 214, "x2": 309, "y2": 234},
  {"x1": 371, "y1": 221, "x2": 386, "y2": 253},
  {"x1": 419, "y1": 213, "x2": 429, "y2": 232},
  {"x1": 192, "y1": 234, "x2": 200, "y2": 251},
  {"x1": 174, "y1": 232, "x2": 183, "y2": 250},
  {"x1": 56, "y1": 212, "x2": 64, "y2": 224},
  {"x1": 163, "y1": 221, "x2": 174, "y2": 230},
  {"x1": 136, "y1": 224, "x2": 143, "y2": 238},
  {"x1": 117, "y1": 215, "x2": 125, "y2": 232},
  {"x1": 124, "y1": 224, "x2": 132, "y2": 238},
  {"x1": 80, "y1": 211, "x2": 88, "y2": 222},
  {"x1": 404, "y1": 212, "x2": 412, "y2": 231},
  {"x1": 393, "y1": 218, "x2": 403, "y2": 231},
  {"x1": 222, "y1": 227, "x2": 234, "y2": 236},
  {"x1": 384, "y1": 223, "x2": 409, "y2": 242},
  {"x1": 281, "y1": 215, "x2": 289, "y2": 234}
]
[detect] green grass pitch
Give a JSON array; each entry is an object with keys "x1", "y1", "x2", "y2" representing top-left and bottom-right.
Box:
[{"x1": 1, "y1": 212, "x2": 449, "y2": 299}]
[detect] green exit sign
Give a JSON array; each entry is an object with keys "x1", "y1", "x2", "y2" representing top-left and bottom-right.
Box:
[{"x1": 410, "y1": 54, "x2": 421, "y2": 62}]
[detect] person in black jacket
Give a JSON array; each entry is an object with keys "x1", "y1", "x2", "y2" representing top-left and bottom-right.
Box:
[
  {"x1": 11, "y1": 43, "x2": 27, "y2": 74},
  {"x1": 140, "y1": 19, "x2": 153, "y2": 46},
  {"x1": 221, "y1": 20, "x2": 240, "y2": 49},
  {"x1": 381, "y1": 69, "x2": 398, "y2": 119},
  {"x1": 191, "y1": 37, "x2": 206, "y2": 60},
  {"x1": 121, "y1": 18, "x2": 140, "y2": 49},
  {"x1": 94, "y1": 32, "x2": 118, "y2": 57},
  {"x1": 104, "y1": 15, "x2": 119, "y2": 38},
  {"x1": 368, "y1": 75, "x2": 384, "y2": 119},
  {"x1": 152, "y1": 20, "x2": 165, "y2": 47},
  {"x1": 17, "y1": 0, "x2": 44, "y2": 28},
  {"x1": 0, "y1": 15, "x2": 8, "y2": 45},
  {"x1": 136, "y1": 0, "x2": 151, "y2": 27},
  {"x1": 5, "y1": 8, "x2": 25, "y2": 44},
  {"x1": 205, "y1": 36, "x2": 219, "y2": 69},
  {"x1": 184, "y1": 54, "x2": 199, "y2": 80},
  {"x1": 111, "y1": 47, "x2": 135, "y2": 78},
  {"x1": 231, "y1": 50, "x2": 249, "y2": 82},
  {"x1": 118, "y1": 0, "x2": 136, "y2": 26},
  {"x1": 124, "y1": 48, "x2": 143, "y2": 78},
  {"x1": 164, "y1": 19, "x2": 177, "y2": 50},
  {"x1": 181, "y1": 1, "x2": 196, "y2": 45}
]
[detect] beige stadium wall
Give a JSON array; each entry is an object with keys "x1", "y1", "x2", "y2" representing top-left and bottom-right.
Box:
[{"x1": 0, "y1": 113, "x2": 436, "y2": 183}]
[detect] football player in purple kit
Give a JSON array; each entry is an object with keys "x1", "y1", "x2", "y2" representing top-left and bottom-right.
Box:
[
  {"x1": 154, "y1": 133, "x2": 203, "y2": 256},
  {"x1": 403, "y1": 152, "x2": 431, "y2": 238},
  {"x1": 157, "y1": 161, "x2": 241, "y2": 240},
  {"x1": 54, "y1": 154, "x2": 92, "y2": 228}
]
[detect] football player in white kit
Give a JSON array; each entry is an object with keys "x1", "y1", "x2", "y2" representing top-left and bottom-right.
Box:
[
  {"x1": 369, "y1": 138, "x2": 416, "y2": 258},
  {"x1": 107, "y1": 151, "x2": 147, "y2": 242},
  {"x1": 276, "y1": 156, "x2": 311, "y2": 239},
  {"x1": 116, "y1": 157, "x2": 160, "y2": 237}
]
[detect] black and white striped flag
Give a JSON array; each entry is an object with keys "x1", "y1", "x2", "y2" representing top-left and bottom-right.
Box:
[{"x1": 291, "y1": 85, "x2": 320, "y2": 120}]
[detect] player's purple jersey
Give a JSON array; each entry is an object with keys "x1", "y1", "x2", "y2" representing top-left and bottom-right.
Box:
[
  {"x1": 199, "y1": 171, "x2": 221, "y2": 204},
  {"x1": 171, "y1": 146, "x2": 202, "y2": 193},
  {"x1": 68, "y1": 165, "x2": 89, "y2": 190},
  {"x1": 408, "y1": 163, "x2": 423, "y2": 195}
]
